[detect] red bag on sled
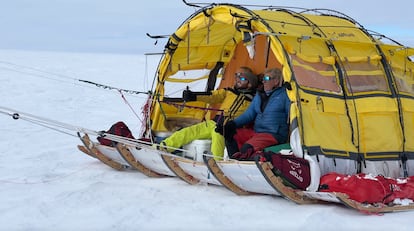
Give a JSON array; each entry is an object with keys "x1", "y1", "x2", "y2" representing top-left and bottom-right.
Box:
[
  {"x1": 319, "y1": 173, "x2": 394, "y2": 204},
  {"x1": 97, "y1": 121, "x2": 135, "y2": 147},
  {"x1": 319, "y1": 173, "x2": 414, "y2": 204},
  {"x1": 262, "y1": 151, "x2": 311, "y2": 190},
  {"x1": 390, "y1": 176, "x2": 414, "y2": 201}
]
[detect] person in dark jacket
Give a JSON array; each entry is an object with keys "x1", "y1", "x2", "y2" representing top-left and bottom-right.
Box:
[
  {"x1": 160, "y1": 66, "x2": 258, "y2": 160},
  {"x1": 223, "y1": 68, "x2": 290, "y2": 160}
]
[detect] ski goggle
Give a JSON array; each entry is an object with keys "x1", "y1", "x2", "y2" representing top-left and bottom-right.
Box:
[
  {"x1": 263, "y1": 75, "x2": 275, "y2": 82},
  {"x1": 235, "y1": 72, "x2": 247, "y2": 81}
]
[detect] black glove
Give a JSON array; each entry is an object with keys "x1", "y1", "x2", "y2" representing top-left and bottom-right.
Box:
[
  {"x1": 214, "y1": 118, "x2": 224, "y2": 135},
  {"x1": 215, "y1": 123, "x2": 224, "y2": 135},
  {"x1": 232, "y1": 150, "x2": 263, "y2": 161},
  {"x1": 223, "y1": 120, "x2": 237, "y2": 140},
  {"x1": 182, "y1": 89, "x2": 197, "y2": 101}
]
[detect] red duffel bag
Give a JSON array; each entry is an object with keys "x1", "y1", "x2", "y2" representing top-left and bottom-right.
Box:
[{"x1": 319, "y1": 172, "x2": 395, "y2": 204}]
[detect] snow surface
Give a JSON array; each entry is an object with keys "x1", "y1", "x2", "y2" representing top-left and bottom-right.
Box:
[{"x1": 1, "y1": 49, "x2": 413, "y2": 230}]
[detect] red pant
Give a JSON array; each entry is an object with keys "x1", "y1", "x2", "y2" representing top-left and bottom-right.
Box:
[{"x1": 234, "y1": 128, "x2": 278, "y2": 152}]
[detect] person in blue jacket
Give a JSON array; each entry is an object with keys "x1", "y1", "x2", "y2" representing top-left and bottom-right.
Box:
[{"x1": 223, "y1": 68, "x2": 290, "y2": 160}]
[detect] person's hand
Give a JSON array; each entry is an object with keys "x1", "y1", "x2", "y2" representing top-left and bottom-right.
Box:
[
  {"x1": 223, "y1": 120, "x2": 236, "y2": 140},
  {"x1": 182, "y1": 89, "x2": 197, "y2": 101},
  {"x1": 231, "y1": 148, "x2": 262, "y2": 161},
  {"x1": 215, "y1": 120, "x2": 224, "y2": 135},
  {"x1": 231, "y1": 152, "x2": 245, "y2": 160}
]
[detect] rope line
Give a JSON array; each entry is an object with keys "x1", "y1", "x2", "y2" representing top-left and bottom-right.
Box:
[
  {"x1": 79, "y1": 79, "x2": 151, "y2": 95},
  {"x1": 0, "y1": 106, "x2": 98, "y2": 136},
  {"x1": 0, "y1": 106, "x2": 230, "y2": 161},
  {"x1": 118, "y1": 90, "x2": 143, "y2": 123},
  {"x1": 0, "y1": 60, "x2": 152, "y2": 130},
  {"x1": 0, "y1": 60, "x2": 150, "y2": 96},
  {"x1": 0, "y1": 106, "x2": 158, "y2": 149}
]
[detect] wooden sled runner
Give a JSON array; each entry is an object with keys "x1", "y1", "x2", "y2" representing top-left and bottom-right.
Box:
[
  {"x1": 161, "y1": 155, "x2": 201, "y2": 185},
  {"x1": 163, "y1": 154, "x2": 222, "y2": 185},
  {"x1": 335, "y1": 194, "x2": 414, "y2": 213},
  {"x1": 301, "y1": 191, "x2": 414, "y2": 213},
  {"x1": 76, "y1": 133, "x2": 414, "y2": 213},
  {"x1": 204, "y1": 156, "x2": 283, "y2": 196},
  {"x1": 124, "y1": 144, "x2": 176, "y2": 177},
  {"x1": 116, "y1": 143, "x2": 163, "y2": 178},
  {"x1": 255, "y1": 158, "x2": 318, "y2": 204},
  {"x1": 77, "y1": 132, "x2": 176, "y2": 177},
  {"x1": 77, "y1": 133, "x2": 130, "y2": 171},
  {"x1": 77, "y1": 144, "x2": 96, "y2": 159},
  {"x1": 203, "y1": 156, "x2": 252, "y2": 195},
  {"x1": 255, "y1": 156, "x2": 414, "y2": 213},
  {"x1": 116, "y1": 138, "x2": 222, "y2": 185}
]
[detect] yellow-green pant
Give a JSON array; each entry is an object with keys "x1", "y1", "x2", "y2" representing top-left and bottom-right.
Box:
[{"x1": 163, "y1": 120, "x2": 224, "y2": 159}]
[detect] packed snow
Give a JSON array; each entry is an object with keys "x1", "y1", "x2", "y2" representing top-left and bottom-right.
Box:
[{"x1": 1, "y1": 49, "x2": 413, "y2": 230}]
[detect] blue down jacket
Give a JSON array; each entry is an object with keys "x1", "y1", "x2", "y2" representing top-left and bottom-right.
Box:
[{"x1": 233, "y1": 86, "x2": 290, "y2": 143}]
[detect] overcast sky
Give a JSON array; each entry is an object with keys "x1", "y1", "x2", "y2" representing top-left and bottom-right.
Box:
[{"x1": 1, "y1": 0, "x2": 413, "y2": 54}]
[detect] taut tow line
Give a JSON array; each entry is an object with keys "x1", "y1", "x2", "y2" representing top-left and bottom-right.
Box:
[
  {"x1": 78, "y1": 79, "x2": 151, "y2": 95},
  {"x1": 0, "y1": 106, "x2": 94, "y2": 138},
  {"x1": 0, "y1": 106, "x2": 151, "y2": 147}
]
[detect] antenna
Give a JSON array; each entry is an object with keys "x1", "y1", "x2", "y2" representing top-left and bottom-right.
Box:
[{"x1": 182, "y1": 0, "x2": 202, "y2": 8}]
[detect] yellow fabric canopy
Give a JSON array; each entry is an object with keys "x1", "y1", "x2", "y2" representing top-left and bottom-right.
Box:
[{"x1": 151, "y1": 4, "x2": 414, "y2": 162}]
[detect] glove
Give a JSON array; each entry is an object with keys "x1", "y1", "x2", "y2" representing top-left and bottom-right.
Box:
[
  {"x1": 231, "y1": 144, "x2": 260, "y2": 161},
  {"x1": 182, "y1": 89, "x2": 197, "y2": 101},
  {"x1": 223, "y1": 120, "x2": 237, "y2": 140},
  {"x1": 233, "y1": 151, "x2": 264, "y2": 161},
  {"x1": 214, "y1": 119, "x2": 224, "y2": 135},
  {"x1": 231, "y1": 152, "x2": 244, "y2": 160}
]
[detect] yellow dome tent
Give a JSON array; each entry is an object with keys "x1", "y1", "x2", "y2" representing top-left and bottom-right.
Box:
[{"x1": 148, "y1": 3, "x2": 414, "y2": 178}]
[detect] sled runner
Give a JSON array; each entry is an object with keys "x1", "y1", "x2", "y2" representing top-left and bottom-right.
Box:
[
  {"x1": 162, "y1": 154, "x2": 222, "y2": 185},
  {"x1": 204, "y1": 156, "x2": 286, "y2": 196},
  {"x1": 299, "y1": 191, "x2": 414, "y2": 213},
  {"x1": 120, "y1": 143, "x2": 176, "y2": 177},
  {"x1": 116, "y1": 143, "x2": 163, "y2": 178},
  {"x1": 255, "y1": 159, "x2": 318, "y2": 204},
  {"x1": 78, "y1": 128, "x2": 178, "y2": 176},
  {"x1": 203, "y1": 156, "x2": 252, "y2": 195},
  {"x1": 161, "y1": 155, "x2": 201, "y2": 185},
  {"x1": 258, "y1": 162, "x2": 414, "y2": 213},
  {"x1": 77, "y1": 145, "x2": 96, "y2": 159},
  {"x1": 78, "y1": 133, "x2": 130, "y2": 171},
  {"x1": 298, "y1": 191, "x2": 342, "y2": 204},
  {"x1": 335, "y1": 194, "x2": 414, "y2": 213}
]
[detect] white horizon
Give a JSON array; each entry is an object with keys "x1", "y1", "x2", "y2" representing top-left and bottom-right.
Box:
[{"x1": 1, "y1": 0, "x2": 413, "y2": 54}]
